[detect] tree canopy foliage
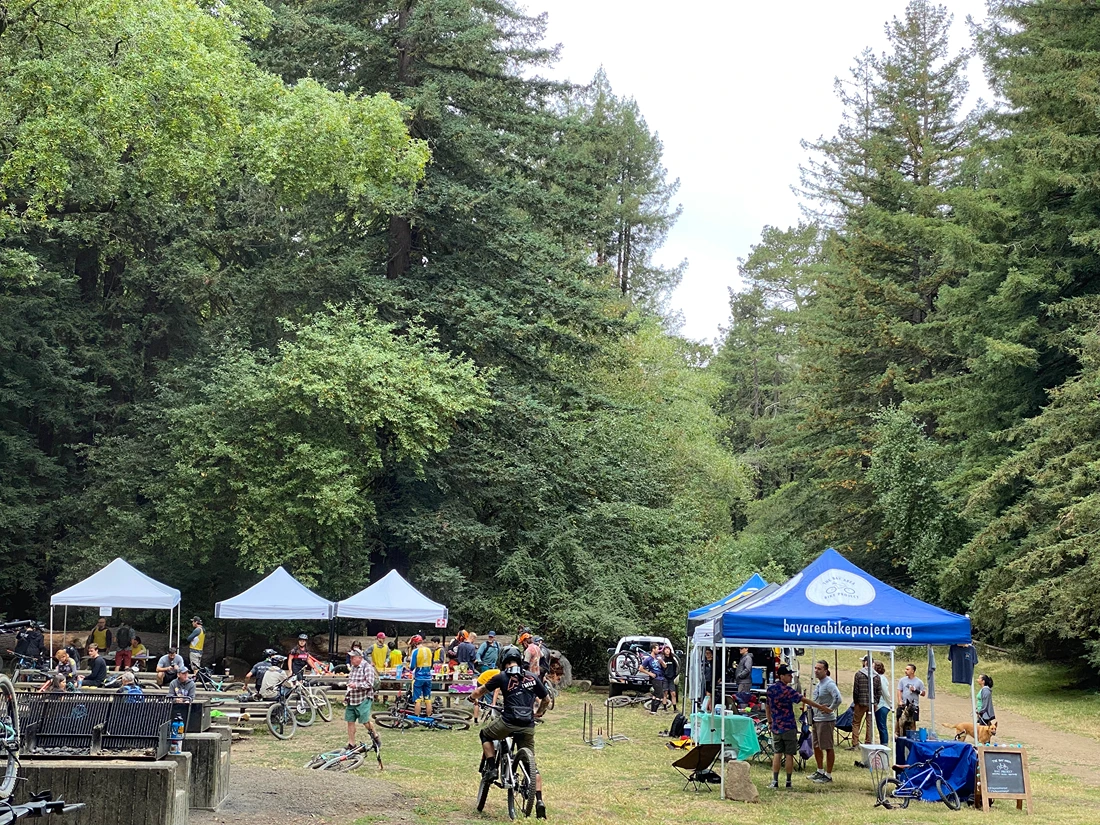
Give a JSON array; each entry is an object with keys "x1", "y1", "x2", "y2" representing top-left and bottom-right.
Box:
[{"x1": 715, "y1": 0, "x2": 1100, "y2": 668}]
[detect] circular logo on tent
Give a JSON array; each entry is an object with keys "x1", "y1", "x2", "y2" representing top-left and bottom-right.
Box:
[{"x1": 805, "y1": 569, "x2": 875, "y2": 606}]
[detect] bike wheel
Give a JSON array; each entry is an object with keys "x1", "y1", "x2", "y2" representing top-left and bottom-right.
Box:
[
  {"x1": 605, "y1": 695, "x2": 631, "y2": 708},
  {"x1": 266, "y1": 702, "x2": 297, "y2": 740},
  {"x1": 431, "y1": 716, "x2": 470, "y2": 731},
  {"x1": 305, "y1": 751, "x2": 341, "y2": 769},
  {"x1": 877, "y1": 777, "x2": 909, "y2": 809},
  {"x1": 936, "y1": 778, "x2": 961, "y2": 810},
  {"x1": 291, "y1": 692, "x2": 316, "y2": 727},
  {"x1": 0, "y1": 675, "x2": 18, "y2": 799},
  {"x1": 314, "y1": 689, "x2": 334, "y2": 723},
  {"x1": 323, "y1": 753, "x2": 365, "y2": 772},
  {"x1": 371, "y1": 712, "x2": 412, "y2": 730},
  {"x1": 546, "y1": 688, "x2": 556, "y2": 712},
  {"x1": 515, "y1": 748, "x2": 537, "y2": 818},
  {"x1": 436, "y1": 707, "x2": 473, "y2": 721},
  {"x1": 476, "y1": 760, "x2": 494, "y2": 812}
]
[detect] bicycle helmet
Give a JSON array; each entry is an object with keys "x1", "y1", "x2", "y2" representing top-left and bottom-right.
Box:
[
  {"x1": 517, "y1": 632, "x2": 532, "y2": 647},
  {"x1": 410, "y1": 634, "x2": 424, "y2": 645},
  {"x1": 297, "y1": 633, "x2": 309, "y2": 641},
  {"x1": 500, "y1": 645, "x2": 523, "y2": 668},
  {"x1": 263, "y1": 648, "x2": 279, "y2": 659}
]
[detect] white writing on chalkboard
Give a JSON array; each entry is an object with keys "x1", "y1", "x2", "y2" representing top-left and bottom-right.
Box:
[{"x1": 986, "y1": 753, "x2": 1025, "y2": 795}]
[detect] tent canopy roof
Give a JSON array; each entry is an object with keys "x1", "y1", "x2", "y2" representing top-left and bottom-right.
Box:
[
  {"x1": 688, "y1": 573, "x2": 768, "y2": 622},
  {"x1": 215, "y1": 567, "x2": 333, "y2": 620},
  {"x1": 51, "y1": 558, "x2": 181, "y2": 610},
  {"x1": 719, "y1": 548, "x2": 971, "y2": 647},
  {"x1": 335, "y1": 570, "x2": 448, "y2": 623}
]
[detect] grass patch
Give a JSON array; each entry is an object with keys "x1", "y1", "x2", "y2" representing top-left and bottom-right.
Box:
[{"x1": 237, "y1": 690, "x2": 1100, "y2": 824}]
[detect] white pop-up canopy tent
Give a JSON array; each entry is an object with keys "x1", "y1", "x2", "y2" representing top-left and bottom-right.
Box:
[
  {"x1": 50, "y1": 558, "x2": 182, "y2": 648},
  {"x1": 335, "y1": 570, "x2": 448, "y2": 625},
  {"x1": 215, "y1": 566, "x2": 334, "y2": 620}
]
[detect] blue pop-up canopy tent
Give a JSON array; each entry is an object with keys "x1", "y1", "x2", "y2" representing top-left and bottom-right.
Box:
[
  {"x1": 687, "y1": 572, "x2": 768, "y2": 636},
  {"x1": 718, "y1": 548, "x2": 970, "y2": 646}
]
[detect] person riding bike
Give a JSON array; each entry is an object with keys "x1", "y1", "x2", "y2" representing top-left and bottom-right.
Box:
[
  {"x1": 13, "y1": 621, "x2": 45, "y2": 663},
  {"x1": 470, "y1": 645, "x2": 549, "y2": 820}
]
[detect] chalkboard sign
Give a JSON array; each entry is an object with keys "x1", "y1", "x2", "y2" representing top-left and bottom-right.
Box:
[{"x1": 978, "y1": 746, "x2": 1032, "y2": 814}]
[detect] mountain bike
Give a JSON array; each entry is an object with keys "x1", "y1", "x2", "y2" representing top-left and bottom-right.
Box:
[
  {"x1": 876, "y1": 745, "x2": 962, "y2": 810},
  {"x1": 265, "y1": 676, "x2": 315, "y2": 739},
  {"x1": 304, "y1": 740, "x2": 383, "y2": 772},
  {"x1": 371, "y1": 705, "x2": 471, "y2": 731},
  {"x1": 604, "y1": 691, "x2": 656, "y2": 709},
  {"x1": 298, "y1": 673, "x2": 334, "y2": 723},
  {"x1": 388, "y1": 687, "x2": 474, "y2": 721},
  {"x1": 4, "y1": 652, "x2": 47, "y2": 683},
  {"x1": 475, "y1": 702, "x2": 537, "y2": 820},
  {"x1": 193, "y1": 666, "x2": 244, "y2": 693},
  {"x1": 0, "y1": 675, "x2": 18, "y2": 800}
]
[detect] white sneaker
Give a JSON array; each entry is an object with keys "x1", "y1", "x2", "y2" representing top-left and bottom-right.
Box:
[{"x1": 809, "y1": 769, "x2": 825, "y2": 780}]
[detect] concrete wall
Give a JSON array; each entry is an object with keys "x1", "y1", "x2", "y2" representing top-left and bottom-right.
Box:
[
  {"x1": 182, "y1": 725, "x2": 231, "y2": 810},
  {"x1": 18, "y1": 756, "x2": 190, "y2": 825}
]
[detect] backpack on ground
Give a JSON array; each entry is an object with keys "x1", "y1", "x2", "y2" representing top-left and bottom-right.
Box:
[{"x1": 669, "y1": 712, "x2": 687, "y2": 738}]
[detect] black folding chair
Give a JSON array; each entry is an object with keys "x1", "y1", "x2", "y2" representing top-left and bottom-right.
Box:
[{"x1": 672, "y1": 743, "x2": 722, "y2": 792}]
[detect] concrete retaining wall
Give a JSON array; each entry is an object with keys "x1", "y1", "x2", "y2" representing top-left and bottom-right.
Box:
[
  {"x1": 182, "y1": 725, "x2": 231, "y2": 810},
  {"x1": 18, "y1": 755, "x2": 190, "y2": 825}
]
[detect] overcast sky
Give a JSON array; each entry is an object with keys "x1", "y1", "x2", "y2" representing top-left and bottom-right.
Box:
[{"x1": 532, "y1": 0, "x2": 992, "y2": 343}]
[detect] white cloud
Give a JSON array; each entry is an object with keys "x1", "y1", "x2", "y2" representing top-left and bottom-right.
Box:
[{"x1": 533, "y1": 0, "x2": 991, "y2": 342}]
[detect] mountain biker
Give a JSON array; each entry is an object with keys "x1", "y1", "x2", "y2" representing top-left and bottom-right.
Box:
[
  {"x1": 469, "y1": 645, "x2": 549, "y2": 820},
  {"x1": 245, "y1": 649, "x2": 284, "y2": 698},
  {"x1": 288, "y1": 633, "x2": 312, "y2": 676},
  {"x1": 409, "y1": 635, "x2": 434, "y2": 716},
  {"x1": 13, "y1": 622, "x2": 45, "y2": 663}
]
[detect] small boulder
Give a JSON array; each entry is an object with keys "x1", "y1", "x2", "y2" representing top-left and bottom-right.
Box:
[{"x1": 723, "y1": 760, "x2": 760, "y2": 803}]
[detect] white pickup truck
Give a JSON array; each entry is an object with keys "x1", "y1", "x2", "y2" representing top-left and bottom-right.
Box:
[{"x1": 606, "y1": 635, "x2": 677, "y2": 697}]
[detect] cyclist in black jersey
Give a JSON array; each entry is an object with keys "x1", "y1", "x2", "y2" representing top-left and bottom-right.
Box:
[{"x1": 470, "y1": 645, "x2": 549, "y2": 819}]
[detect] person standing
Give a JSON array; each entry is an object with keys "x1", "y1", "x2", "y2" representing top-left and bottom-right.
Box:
[
  {"x1": 476, "y1": 631, "x2": 501, "y2": 673},
  {"x1": 735, "y1": 647, "x2": 754, "y2": 697},
  {"x1": 897, "y1": 663, "x2": 927, "y2": 736},
  {"x1": 344, "y1": 648, "x2": 381, "y2": 748},
  {"x1": 186, "y1": 617, "x2": 205, "y2": 672},
  {"x1": 456, "y1": 634, "x2": 477, "y2": 669},
  {"x1": 387, "y1": 640, "x2": 403, "y2": 669},
  {"x1": 874, "y1": 661, "x2": 892, "y2": 745},
  {"x1": 851, "y1": 655, "x2": 880, "y2": 747},
  {"x1": 808, "y1": 659, "x2": 843, "y2": 783},
  {"x1": 639, "y1": 643, "x2": 666, "y2": 714},
  {"x1": 702, "y1": 647, "x2": 714, "y2": 712},
  {"x1": 287, "y1": 634, "x2": 311, "y2": 676},
  {"x1": 976, "y1": 673, "x2": 996, "y2": 726},
  {"x1": 409, "y1": 635, "x2": 435, "y2": 716},
  {"x1": 661, "y1": 644, "x2": 680, "y2": 711},
  {"x1": 114, "y1": 621, "x2": 134, "y2": 670},
  {"x1": 765, "y1": 664, "x2": 830, "y2": 789},
  {"x1": 86, "y1": 617, "x2": 112, "y2": 653},
  {"x1": 370, "y1": 632, "x2": 389, "y2": 671}
]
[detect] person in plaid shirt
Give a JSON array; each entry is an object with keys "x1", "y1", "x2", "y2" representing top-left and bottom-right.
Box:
[
  {"x1": 345, "y1": 648, "x2": 381, "y2": 749},
  {"x1": 765, "y1": 664, "x2": 830, "y2": 789}
]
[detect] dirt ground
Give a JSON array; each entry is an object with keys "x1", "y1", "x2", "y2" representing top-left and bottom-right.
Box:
[{"x1": 191, "y1": 765, "x2": 415, "y2": 825}]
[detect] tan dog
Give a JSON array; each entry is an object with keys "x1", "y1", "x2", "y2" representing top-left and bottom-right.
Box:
[{"x1": 942, "y1": 719, "x2": 997, "y2": 744}]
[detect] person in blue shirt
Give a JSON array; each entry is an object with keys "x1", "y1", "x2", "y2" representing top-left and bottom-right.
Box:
[{"x1": 639, "y1": 644, "x2": 667, "y2": 714}]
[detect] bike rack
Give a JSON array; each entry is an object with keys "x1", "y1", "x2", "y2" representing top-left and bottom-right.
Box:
[{"x1": 581, "y1": 702, "x2": 629, "y2": 749}]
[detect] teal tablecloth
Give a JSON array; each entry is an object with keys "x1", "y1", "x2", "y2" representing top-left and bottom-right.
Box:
[{"x1": 691, "y1": 712, "x2": 760, "y2": 760}]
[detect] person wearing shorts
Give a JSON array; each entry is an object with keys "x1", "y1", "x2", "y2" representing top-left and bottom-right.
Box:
[
  {"x1": 470, "y1": 646, "x2": 549, "y2": 819},
  {"x1": 765, "y1": 664, "x2": 831, "y2": 789},
  {"x1": 409, "y1": 635, "x2": 434, "y2": 715},
  {"x1": 344, "y1": 648, "x2": 380, "y2": 748},
  {"x1": 808, "y1": 659, "x2": 843, "y2": 783}
]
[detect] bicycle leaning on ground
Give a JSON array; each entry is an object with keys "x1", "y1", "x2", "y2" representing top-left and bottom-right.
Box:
[
  {"x1": 475, "y1": 701, "x2": 537, "y2": 820},
  {"x1": 876, "y1": 744, "x2": 962, "y2": 810},
  {"x1": 304, "y1": 740, "x2": 383, "y2": 772}
]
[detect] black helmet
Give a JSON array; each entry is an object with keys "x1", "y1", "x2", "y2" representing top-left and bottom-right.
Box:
[
  {"x1": 263, "y1": 648, "x2": 279, "y2": 659},
  {"x1": 500, "y1": 645, "x2": 523, "y2": 667}
]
